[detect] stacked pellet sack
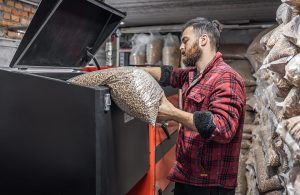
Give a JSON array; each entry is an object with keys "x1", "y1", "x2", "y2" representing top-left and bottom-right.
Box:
[{"x1": 245, "y1": 1, "x2": 300, "y2": 194}]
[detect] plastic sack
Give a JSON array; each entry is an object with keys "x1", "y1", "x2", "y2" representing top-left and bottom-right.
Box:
[
  {"x1": 241, "y1": 139, "x2": 252, "y2": 149},
  {"x1": 264, "y1": 24, "x2": 284, "y2": 50},
  {"x1": 246, "y1": 151, "x2": 260, "y2": 195},
  {"x1": 245, "y1": 111, "x2": 255, "y2": 124},
  {"x1": 276, "y1": 3, "x2": 293, "y2": 24},
  {"x1": 236, "y1": 152, "x2": 248, "y2": 195},
  {"x1": 68, "y1": 67, "x2": 163, "y2": 125},
  {"x1": 260, "y1": 27, "x2": 276, "y2": 50},
  {"x1": 253, "y1": 137, "x2": 283, "y2": 193},
  {"x1": 276, "y1": 122, "x2": 300, "y2": 158},
  {"x1": 282, "y1": 0, "x2": 300, "y2": 25},
  {"x1": 246, "y1": 92, "x2": 256, "y2": 111},
  {"x1": 258, "y1": 124, "x2": 272, "y2": 153},
  {"x1": 162, "y1": 33, "x2": 180, "y2": 67},
  {"x1": 276, "y1": 143, "x2": 289, "y2": 175},
  {"x1": 262, "y1": 36, "x2": 297, "y2": 75},
  {"x1": 243, "y1": 124, "x2": 258, "y2": 134},
  {"x1": 277, "y1": 87, "x2": 300, "y2": 119},
  {"x1": 254, "y1": 86, "x2": 269, "y2": 110},
  {"x1": 264, "y1": 190, "x2": 284, "y2": 195},
  {"x1": 254, "y1": 68, "x2": 274, "y2": 88},
  {"x1": 227, "y1": 60, "x2": 256, "y2": 86},
  {"x1": 266, "y1": 134, "x2": 286, "y2": 173},
  {"x1": 243, "y1": 132, "x2": 252, "y2": 140},
  {"x1": 285, "y1": 54, "x2": 300, "y2": 88},
  {"x1": 286, "y1": 166, "x2": 300, "y2": 195},
  {"x1": 247, "y1": 27, "x2": 275, "y2": 71},
  {"x1": 129, "y1": 34, "x2": 149, "y2": 65},
  {"x1": 272, "y1": 72, "x2": 292, "y2": 98},
  {"x1": 246, "y1": 86, "x2": 256, "y2": 93},
  {"x1": 146, "y1": 33, "x2": 163, "y2": 65},
  {"x1": 266, "y1": 84, "x2": 285, "y2": 118},
  {"x1": 282, "y1": 0, "x2": 300, "y2": 9},
  {"x1": 283, "y1": 16, "x2": 300, "y2": 47},
  {"x1": 267, "y1": 143, "x2": 280, "y2": 168},
  {"x1": 284, "y1": 116, "x2": 300, "y2": 143}
]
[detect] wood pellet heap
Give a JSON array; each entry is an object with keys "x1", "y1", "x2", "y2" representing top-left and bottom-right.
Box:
[{"x1": 239, "y1": 0, "x2": 300, "y2": 194}]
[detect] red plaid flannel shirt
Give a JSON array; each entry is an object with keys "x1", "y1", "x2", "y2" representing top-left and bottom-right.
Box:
[{"x1": 165, "y1": 52, "x2": 246, "y2": 188}]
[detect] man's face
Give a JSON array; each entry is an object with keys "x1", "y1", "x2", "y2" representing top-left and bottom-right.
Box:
[{"x1": 180, "y1": 26, "x2": 202, "y2": 67}]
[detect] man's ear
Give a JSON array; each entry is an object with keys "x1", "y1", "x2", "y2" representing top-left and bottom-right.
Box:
[{"x1": 199, "y1": 34, "x2": 208, "y2": 47}]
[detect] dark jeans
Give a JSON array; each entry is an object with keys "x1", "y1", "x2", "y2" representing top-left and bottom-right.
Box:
[{"x1": 174, "y1": 182, "x2": 235, "y2": 195}]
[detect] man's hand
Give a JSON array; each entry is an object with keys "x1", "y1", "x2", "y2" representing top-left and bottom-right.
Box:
[
  {"x1": 157, "y1": 95, "x2": 176, "y2": 123},
  {"x1": 157, "y1": 94, "x2": 198, "y2": 132}
]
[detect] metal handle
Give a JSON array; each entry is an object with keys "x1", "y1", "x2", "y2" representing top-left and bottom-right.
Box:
[
  {"x1": 104, "y1": 93, "x2": 111, "y2": 111},
  {"x1": 161, "y1": 122, "x2": 170, "y2": 140}
]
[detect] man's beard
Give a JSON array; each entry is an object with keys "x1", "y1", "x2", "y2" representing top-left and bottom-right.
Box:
[{"x1": 182, "y1": 41, "x2": 202, "y2": 67}]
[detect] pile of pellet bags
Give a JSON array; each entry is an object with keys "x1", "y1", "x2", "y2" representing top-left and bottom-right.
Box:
[
  {"x1": 130, "y1": 33, "x2": 180, "y2": 67},
  {"x1": 240, "y1": 1, "x2": 300, "y2": 194}
]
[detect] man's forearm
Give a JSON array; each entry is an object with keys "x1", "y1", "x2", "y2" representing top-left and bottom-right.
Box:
[
  {"x1": 171, "y1": 107, "x2": 197, "y2": 132},
  {"x1": 142, "y1": 67, "x2": 161, "y2": 81}
]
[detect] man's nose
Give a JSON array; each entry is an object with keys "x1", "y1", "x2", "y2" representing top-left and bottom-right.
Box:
[{"x1": 180, "y1": 43, "x2": 185, "y2": 50}]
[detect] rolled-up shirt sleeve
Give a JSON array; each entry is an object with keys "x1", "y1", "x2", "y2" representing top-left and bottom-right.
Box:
[
  {"x1": 193, "y1": 111, "x2": 216, "y2": 139},
  {"x1": 202, "y1": 72, "x2": 245, "y2": 143},
  {"x1": 159, "y1": 65, "x2": 190, "y2": 88},
  {"x1": 159, "y1": 65, "x2": 173, "y2": 86}
]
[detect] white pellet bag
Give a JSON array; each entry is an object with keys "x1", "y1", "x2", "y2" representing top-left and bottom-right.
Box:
[
  {"x1": 68, "y1": 67, "x2": 163, "y2": 125},
  {"x1": 276, "y1": 3, "x2": 293, "y2": 24},
  {"x1": 285, "y1": 54, "x2": 300, "y2": 88}
]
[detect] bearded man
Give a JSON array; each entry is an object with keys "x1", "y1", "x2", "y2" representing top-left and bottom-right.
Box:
[{"x1": 143, "y1": 17, "x2": 246, "y2": 195}]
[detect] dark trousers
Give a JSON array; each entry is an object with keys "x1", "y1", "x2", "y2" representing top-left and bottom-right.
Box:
[{"x1": 174, "y1": 182, "x2": 235, "y2": 195}]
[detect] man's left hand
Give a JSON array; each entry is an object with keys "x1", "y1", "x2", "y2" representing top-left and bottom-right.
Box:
[{"x1": 157, "y1": 95, "x2": 177, "y2": 123}]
